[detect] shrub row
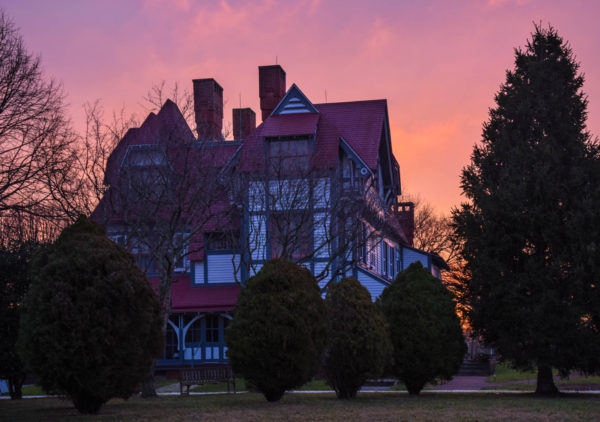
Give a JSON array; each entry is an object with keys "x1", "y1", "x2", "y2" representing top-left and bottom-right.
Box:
[{"x1": 226, "y1": 259, "x2": 466, "y2": 400}]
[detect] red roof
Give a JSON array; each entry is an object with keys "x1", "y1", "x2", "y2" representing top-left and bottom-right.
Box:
[
  {"x1": 239, "y1": 99, "x2": 387, "y2": 172},
  {"x1": 314, "y1": 100, "x2": 386, "y2": 170},
  {"x1": 150, "y1": 276, "x2": 241, "y2": 312},
  {"x1": 261, "y1": 113, "x2": 319, "y2": 137}
]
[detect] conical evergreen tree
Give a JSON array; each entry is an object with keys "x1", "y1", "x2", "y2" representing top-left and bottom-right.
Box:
[{"x1": 453, "y1": 25, "x2": 600, "y2": 395}]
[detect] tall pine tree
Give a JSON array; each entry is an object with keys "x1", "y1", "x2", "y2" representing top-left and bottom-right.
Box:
[{"x1": 453, "y1": 25, "x2": 600, "y2": 395}]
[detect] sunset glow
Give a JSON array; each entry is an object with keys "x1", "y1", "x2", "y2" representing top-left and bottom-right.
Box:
[{"x1": 6, "y1": 0, "x2": 600, "y2": 213}]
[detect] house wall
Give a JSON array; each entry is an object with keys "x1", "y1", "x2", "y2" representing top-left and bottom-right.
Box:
[
  {"x1": 356, "y1": 267, "x2": 390, "y2": 301},
  {"x1": 403, "y1": 247, "x2": 430, "y2": 269}
]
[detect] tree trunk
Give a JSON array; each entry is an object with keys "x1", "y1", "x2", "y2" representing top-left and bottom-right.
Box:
[
  {"x1": 8, "y1": 374, "x2": 25, "y2": 400},
  {"x1": 142, "y1": 270, "x2": 174, "y2": 398},
  {"x1": 140, "y1": 360, "x2": 157, "y2": 398},
  {"x1": 535, "y1": 365, "x2": 559, "y2": 395}
]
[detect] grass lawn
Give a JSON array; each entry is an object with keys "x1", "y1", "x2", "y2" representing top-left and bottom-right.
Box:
[
  {"x1": 485, "y1": 363, "x2": 600, "y2": 392},
  {"x1": 484, "y1": 376, "x2": 600, "y2": 392},
  {"x1": 2, "y1": 392, "x2": 600, "y2": 421},
  {"x1": 487, "y1": 362, "x2": 538, "y2": 383},
  {"x1": 190, "y1": 378, "x2": 331, "y2": 393}
]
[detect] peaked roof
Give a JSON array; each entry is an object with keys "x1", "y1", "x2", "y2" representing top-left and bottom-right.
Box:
[
  {"x1": 272, "y1": 83, "x2": 319, "y2": 115},
  {"x1": 314, "y1": 100, "x2": 387, "y2": 170}
]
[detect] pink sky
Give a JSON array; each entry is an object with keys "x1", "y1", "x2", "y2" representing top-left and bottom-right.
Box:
[{"x1": 5, "y1": 0, "x2": 600, "y2": 214}]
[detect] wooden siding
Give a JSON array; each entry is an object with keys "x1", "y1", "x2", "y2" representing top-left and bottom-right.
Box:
[
  {"x1": 313, "y1": 212, "x2": 329, "y2": 258},
  {"x1": 249, "y1": 263, "x2": 263, "y2": 277},
  {"x1": 249, "y1": 182, "x2": 265, "y2": 212},
  {"x1": 206, "y1": 254, "x2": 239, "y2": 284},
  {"x1": 403, "y1": 248, "x2": 429, "y2": 269},
  {"x1": 194, "y1": 262, "x2": 205, "y2": 284},
  {"x1": 313, "y1": 261, "x2": 330, "y2": 292},
  {"x1": 269, "y1": 179, "x2": 309, "y2": 210},
  {"x1": 367, "y1": 237, "x2": 382, "y2": 274},
  {"x1": 249, "y1": 215, "x2": 267, "y2": 261},
  {"x1": 357, "y1": 267, "x2": 389, "y2": 301},
  {"x1": 313, "y1": 177, "x2": 330, "y2": 208}
]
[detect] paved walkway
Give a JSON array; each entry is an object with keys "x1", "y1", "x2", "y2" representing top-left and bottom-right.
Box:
[
  {"x1": 435, "y1": 376, "x2": 489, "y2": 391},
  {"x1": 6, "y1": 376, "x2": 600, "y2": 399}
]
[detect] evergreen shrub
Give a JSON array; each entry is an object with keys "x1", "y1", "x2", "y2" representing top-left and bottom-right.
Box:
[
  {"x1": 225, "y1": 259, "x2": 327, "y2": 401},
  {"x1": 379, "y1": 262, "x2": 466, "y2": 394},
  {"x1": 18, "y1": 216, "x2": 163, "y2": 413},
  {"x1": 323, "y1": 277, "x2": 391, "y2": 399}
]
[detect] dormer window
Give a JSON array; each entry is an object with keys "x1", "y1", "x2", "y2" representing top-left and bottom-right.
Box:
[
  {"x1": 120, "y1": 145, "x2": 170, "y2": 200},
  {"x1": 122, "y1": 145, "x2": 167, "y2": 167},
  {"x1": 267, "y1": 136, "x2": 312, "y2": 175}
]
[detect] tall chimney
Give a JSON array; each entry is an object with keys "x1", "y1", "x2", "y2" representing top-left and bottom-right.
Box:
[
  {"x1": 259, "y1": 65, "x2": 286, "y2": 121},
  {"x1": 233, "y1": 108, "x2": 256, "y2": 140},
  {"x1": 396, "y1": 202, "x2": 415, "y2": 246},
  {"x1": 193, "y1": 78, "x2": 223, "y2": 140}
]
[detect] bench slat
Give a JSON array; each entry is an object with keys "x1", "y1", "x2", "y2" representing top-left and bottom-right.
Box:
[{"x1": 179, "y1": 365, "x2": 236, "y2": 395}]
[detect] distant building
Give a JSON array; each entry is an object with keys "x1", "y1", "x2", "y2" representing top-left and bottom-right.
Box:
[{"x1": 93, "y1": 65, "x2": 447, "y2": 368}]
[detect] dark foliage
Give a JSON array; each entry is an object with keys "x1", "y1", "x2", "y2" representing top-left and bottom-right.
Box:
[
  {"x1": 0, "y1": 241, "x2": 37, "y2": 399},
  {"x1": 379, "y1": 262, "x2": 466, "y2": 395},
  {"x1": 323, "y1": 277, "x2": 391, "y2": 399},
  {"x1": 225, "y1": 259, "x2": 327, "y2": 402},
  {"x1": 453, "y1": 25, "x2": 600, "y2": 395},
  {"x1": 18, "y1": 216, "x2": 163, "y2": 413}
]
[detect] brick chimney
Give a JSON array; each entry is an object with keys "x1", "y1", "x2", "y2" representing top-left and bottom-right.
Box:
[
  {"x1": 193, "y1": 78, "x2": 223, "y2": 140},
  {"x1": 259, "y1": 65, "x2": 286, "y2": 121},
  {"x1": 232, "y1": 108, "x2": 256, "y2": 140},
  {"x1": 396, "y1": 202, "x2": 415, "y2": 246}
]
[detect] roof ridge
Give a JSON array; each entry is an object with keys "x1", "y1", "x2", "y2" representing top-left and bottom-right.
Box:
[{"x1": 314, "y1": 99, "x2": 387, "y2": 107}]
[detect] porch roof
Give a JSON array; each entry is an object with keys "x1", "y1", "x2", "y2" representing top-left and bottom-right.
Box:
[{"x1": 150, "y1": 277, "x2": 241, "y2": 312}]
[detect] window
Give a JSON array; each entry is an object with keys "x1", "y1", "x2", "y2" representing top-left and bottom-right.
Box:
[
  {"x1": 383, "y1": 243, "x2": 388, "y2": 277},
  {"x1": 389, "y1": 247, "x2": 395, "y2": 278},
  {"x1": 270, "y1": 211, "x2": 311, "y2": 258},
  {"x1": 172, "y1": 232, "x2": 189, "y2": 272},
  {"x1": 268, "y1": 137, "x2": 311, "y2": 175},
  {"x1": 165, "y1": 321, "x2": 178, "y2": 359},
  {"x1": 368, "y1": 237, "x2": 377, "y2": 269},
  {"x1": 357, "y1": 224, "x2": 366, "y2": 263},
  {"x1": 185, "y1": 316, "x2": 201, "y2": 347},
  {"x1": 341, "y1": 156, "x2": 365, "y2": 192},
  {"x1": 205, "y1": 315, "x2": 219, "y2": 343},
  {"x1": 205, "y1": 231, "x2": 240, "y2": 251},
  {"x1": 121, "y1": 145, "x2": 171, "y2": 201},
  {"x1": 109, "y1": 234, "x2": 127, "y2": 248},
  {"x1": 136, "y1": 254, "x2": 154, "y2": 273}
]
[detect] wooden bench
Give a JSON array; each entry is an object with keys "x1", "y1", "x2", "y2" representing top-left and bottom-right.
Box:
[{"x1": 179, "y1": 364, "x2": 236, "y2": 395}]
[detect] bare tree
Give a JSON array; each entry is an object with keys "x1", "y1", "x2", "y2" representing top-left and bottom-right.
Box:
[
  {"x1": 0, "y1": 10, "x2": 75, "y2": 218},
  {"x1": 142, "y1": 81, "x2": 232, "y2": 139},
  {"x1": 95, "y1": 102, "x2": 238, "y2": 396},
  {"x1": 45, "y1": 101, "x2": 138, "y2": 220},
  {"x1": 233, "y1": 153, "x2": 387, "y2": 288},
  {"x1": 402, "y1": 194, "x2": 468, "y2": 321}
]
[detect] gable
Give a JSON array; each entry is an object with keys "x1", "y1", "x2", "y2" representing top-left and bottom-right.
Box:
[{"x1": 272, "y1": 84, "x2": 318, "y2": 116}]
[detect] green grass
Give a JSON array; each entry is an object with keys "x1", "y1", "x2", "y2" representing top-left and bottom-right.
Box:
[
  {"x1": 2, "y1": 392, "x2": 600, "y2": 421},
  {"x1": 155, "y1": 378, "x2": 180, "y2": 388},
  {"x1": 1, "y1": 385, "x2": 51, "y2": 397},
  {"x1": 294, "y1": 379, "x2": 331, "y2": 391},
  {"x1": 190, "y1": 378, "x2": 329, "y2": 393},
  {"x1": 487, "y1": 362, "x2": 537, "y2": 383},
  {"x1": 190, "y1": 378, "x2": 247, "y2": 393},
  {"x1": 21, "y1": 385, "x2": 45, "y2": 396},
  {"x1": 483, "y1": 376, "x2": 600, "y2": 392}
]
